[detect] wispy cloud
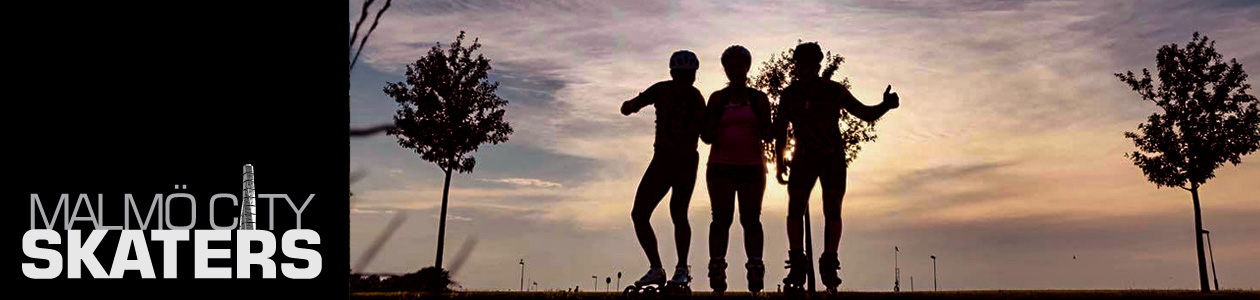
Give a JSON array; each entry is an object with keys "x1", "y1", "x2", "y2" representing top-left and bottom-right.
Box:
[{"x1": 477, "y1": 177, "x2": 564, "y2": 189}]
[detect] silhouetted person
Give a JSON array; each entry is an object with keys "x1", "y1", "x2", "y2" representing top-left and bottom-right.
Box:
[
  {"x1": 701, "y1": 45, "x2": 771, "y2": 295},
  {"x1": 620, "y1": 50, "x2": 705, "y2": 289},
  {"x1": 774, "y1": 42, "x2": 899, "y2": 292}
]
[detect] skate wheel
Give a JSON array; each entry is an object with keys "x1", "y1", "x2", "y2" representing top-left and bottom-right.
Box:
[
  {"x1": 783, "y1": 285, "x2": 805, "y2": 298},
  {"x1": 643, "y1": 286, "x2": 658, "y2": 295},
  {"x1": 623, "y1": 285, "x2": 637, "y2": 298}
]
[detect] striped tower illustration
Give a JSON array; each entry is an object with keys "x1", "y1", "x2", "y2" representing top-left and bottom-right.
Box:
[{"x1": 240, "y1": 164, "x2": 257, "y2": 230}]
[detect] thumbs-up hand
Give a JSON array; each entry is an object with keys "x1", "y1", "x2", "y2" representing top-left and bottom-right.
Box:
[
  {"x1": 776, "y1": 158, "x2": 789, "y2": 185},
  {"x1": 883, "y1": 85, "x2": 900, "y2": 109},
  {"x1": 621, "y1": 100, "x2": 635, "y2": 115}
]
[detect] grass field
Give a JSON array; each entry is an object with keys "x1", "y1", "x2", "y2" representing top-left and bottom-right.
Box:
[{"x1": 351, "y1": 290, "x2": 1259, "y2": 299}]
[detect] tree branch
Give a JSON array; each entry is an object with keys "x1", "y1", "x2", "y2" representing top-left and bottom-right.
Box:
[
  {"x1": 350, "y1": 0, "x2": 391, "y2": 73},
  {"x1": 350, "y1": 123, "x2": 394, "y2": 137}
]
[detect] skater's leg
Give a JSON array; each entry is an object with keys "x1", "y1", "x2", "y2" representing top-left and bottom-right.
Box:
[
  {"x1": 738, "y1": 165, "x2": 767, "y2": 292},
  {"x1": 707, "y1": 164, "x2": 736, "y2": 260},
  {"x1": 736, "y1": 165, "x2": 765, "y2": 259},
  {"x1": 783, "y1": 151, "x2": 816, "y2": 291},
  {"x1": 821, "y1": 163, "x2": 847, "y2": 253},
  {"x1": 819, "y1": 159, "x2": 847, "y2": 290},
  {"x1": 821, "y1": 187, "x2": 844, "y2": 253},
  {"x1": 668, "y1": 151, "x2": 699, "y2": 268},
  {"x1": 785, "y1": 155, "x2": 818, "y2": 252},
  {"x1": 785, "y1": 187, "x2": 812, "y2": 251},
  {"x1": 632, "y1": 156, "x2": 672, "y2": 269}
]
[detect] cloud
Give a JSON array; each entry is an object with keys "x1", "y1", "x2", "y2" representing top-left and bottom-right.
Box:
[
  {"x1": 350, "y1": 207, "x2": 396, "y2": 214},
  {"x1": 477, "y1": 177, "x2": 564, "y2": 189},
  {"x1": 435, "y1": 214, "x2": 474, "y2": 222}
]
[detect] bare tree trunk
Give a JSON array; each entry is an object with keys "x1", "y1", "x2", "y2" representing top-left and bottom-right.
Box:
[
  {"x1": 436, "y1": 168, "x2": 452, "y2": 269},
  {"x1": 1191, "y1": 186, "x2": 1209, "y2": 292}
]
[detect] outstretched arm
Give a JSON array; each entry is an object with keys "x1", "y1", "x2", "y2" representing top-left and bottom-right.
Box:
[
  {"x1": 621, "y1": 89, "x2": 655, "y2": 116},
  {"x1": 839, "y1": 85, "x2": 899, "y2": 122}
]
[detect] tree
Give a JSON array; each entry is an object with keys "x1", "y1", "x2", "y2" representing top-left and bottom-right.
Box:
[
  {"x1": 385, "y1": 31, "x2": 513, "y2": 269},
  {"x1": 1115, "y1": 32, "x2": 1260, "y2": 292},
  {"x1": 388, "y1": 266, "x2": 455, "y2": 292},
  {"x1": 751, "y1": 43, "x2": 878, "y2": 176}
]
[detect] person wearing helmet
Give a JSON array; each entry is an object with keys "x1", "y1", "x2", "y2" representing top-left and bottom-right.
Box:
[
  {"x1": 772, "y1": 42, "x2": 900, "y2": 293},
  {"x1": 620, "y1": 50, "x2": 706, "y2": 292},
  {"x1": 700, "y1": 45, "x2": 772, "y2": 295}
]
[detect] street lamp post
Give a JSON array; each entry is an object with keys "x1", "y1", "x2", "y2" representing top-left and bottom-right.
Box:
[
  {"x1": 519, "y1": 259, "x2": 525, "y2": 292},
  {"x1": 931, "y1": 255, "x2": 937, "y2": 291},
  {"x1": 606, "y1": 277, "x2": 611, "y2": 292},
  {"x1": 895, "y1": 246, "x2": 901, "y2": 292},
  {"x1": 805, "y1": 206, "x2": 816, "y2": 292},
  {"x1": 592, "y1": 275, "x2": 598, "y2": 292},
  {"x1": 617, "y1": 271, "x2": 622, "y2": 290}
]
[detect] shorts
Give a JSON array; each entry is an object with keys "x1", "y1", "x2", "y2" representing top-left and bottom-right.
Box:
[{"x1": 787, "y1": 148, "x2": 846, "y2": 191}]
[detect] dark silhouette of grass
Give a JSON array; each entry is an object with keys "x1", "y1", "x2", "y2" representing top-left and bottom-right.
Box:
[{"x1": 351, "y1": 290, "x2": 1259, "y2": 300}]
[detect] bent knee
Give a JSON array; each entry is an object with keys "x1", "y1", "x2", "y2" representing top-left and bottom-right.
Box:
[
  {"x1": 670, "y1": 212, "x2": 690, "y2": 224},
  {"x1": 822, "y1": 211, "x2": 842, "y2": 222},
  {"x1": 786, "y1": 205, "x2": 807, "y2": 218},
  {"x1": 711, "y1": 213, "x2": 733, "y2": 225},
  {"x1": 739, "y1": 215, "x2": 762, "y2": 228},
  {"x1": 631, "y1": 210, "x2": 653, "y2": 223}
]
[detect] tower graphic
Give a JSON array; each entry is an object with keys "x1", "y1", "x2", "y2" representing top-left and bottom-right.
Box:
[{"x1": 240, "y1": 164, "x2": 257, "y2": 230}]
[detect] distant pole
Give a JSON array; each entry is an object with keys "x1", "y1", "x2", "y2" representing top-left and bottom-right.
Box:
[
  {"x1": 931, "y1": 255, "x2": 937, "y2": 291},
  {"x1": 895, "y1": 246, "x2": 901, "y2": 292},
  {"x1": 606, "y1": 277, "x2": 611, "y2": 292},
  {"x1": 805, "y1": 206, "x2": 816, "y2": 292},
  {"x1": 520, "y1": 259, "x2": 525, "y2": 291},
  {"x1": 617, "y1": 271, "x2": 622, "y2": 289},
  {"x1": 534, "y1": 282, "x2": 538, "y2": 292},
  {"x1": 1203, "y1": 230, "x2": 1220, "y2": 291},
  {"x1": 911, "y1": 276, "x2": 914, "y2": 291},
  {"x1": 592, "y1": 275, "x2": 598, "y2": 291}
]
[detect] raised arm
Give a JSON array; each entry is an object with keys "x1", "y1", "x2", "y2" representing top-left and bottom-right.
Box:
[{"x1": 838, "y1": 84, "x2": 899, "y2": 122}]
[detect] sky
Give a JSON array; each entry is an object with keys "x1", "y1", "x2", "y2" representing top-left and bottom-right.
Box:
[{"x1": 348, "y1": 0, "x2": 1260, "y2": 292}]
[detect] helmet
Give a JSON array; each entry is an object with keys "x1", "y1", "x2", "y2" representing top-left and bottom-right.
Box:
[
  {"x1": 721, "y1": 45, "x2": 751, "y2": 66},
  {"x1": 670, "y1": 50, "x2": 699, "y2": 70},
  {"x1": 793, "y1": 42, "x2": 823, "y2": 64}
]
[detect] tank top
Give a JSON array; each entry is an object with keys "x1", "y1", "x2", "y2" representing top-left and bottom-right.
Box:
[{"x1": 709, "y1": 104, "x2": 763, "y2": 165}]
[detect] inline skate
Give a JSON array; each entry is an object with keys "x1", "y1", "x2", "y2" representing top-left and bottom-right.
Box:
[
  {"x1": 819, "y1": 252, "x2": 842, "y2": 294},
  {"x1": 782, "y1": 250, "x2": 808, "y2": 297}
]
